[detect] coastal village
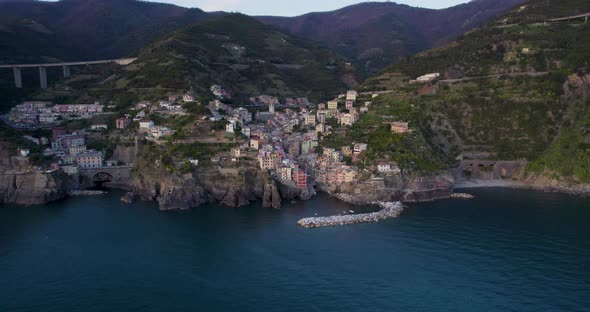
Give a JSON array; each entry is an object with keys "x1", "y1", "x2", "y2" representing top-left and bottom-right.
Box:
[{"x1": 3, "y1": 77, "x2": 429, "y2": 197}]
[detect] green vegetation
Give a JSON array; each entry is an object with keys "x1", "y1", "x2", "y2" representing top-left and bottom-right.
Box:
[
  {"x1": 360, "y1": 0, "x2": 590, "y2": 183},
  {"x1": 138, "y1": 140, "x2": 237, "y2": 173},
  {"x1": 322, "y1": 94, "x2": 446, "y2": 172},
  {"x1": 112, "y1": 14, "x2": 355, "y2": 104},
  {"x1": 528, "y1": 100, "x2": 590, "y2": 183}
]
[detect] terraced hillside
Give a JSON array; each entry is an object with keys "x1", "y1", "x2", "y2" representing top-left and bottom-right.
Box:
[
  {"x1": 93, "y1": 14, "x2": 358, "y2": 104},
  {"x1": 362, "y1": 0, "x2": 590, "y2": 182}
]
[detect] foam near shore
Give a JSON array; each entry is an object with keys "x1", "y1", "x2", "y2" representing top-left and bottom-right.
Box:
[
  {"x1": 297, "y1": 202, "x2": 404, "y2": 228},
  {"x1": 451, "y1": 193, "x2": 475, "y2": 199},
  {"x1": 68, "y1": 190, "x2": 107, "y2": 196}
]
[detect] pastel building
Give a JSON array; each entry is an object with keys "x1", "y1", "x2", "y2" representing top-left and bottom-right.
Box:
[{"x1": 77, "y1": 151, "x2": 104, "y2": 169}]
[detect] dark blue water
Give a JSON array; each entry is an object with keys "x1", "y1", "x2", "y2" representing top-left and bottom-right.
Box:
[{"x1": 1, "y1": 189, "x2": 589, "y2": 312}]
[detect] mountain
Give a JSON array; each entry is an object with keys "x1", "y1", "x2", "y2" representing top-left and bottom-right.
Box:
[
  {"x1": 361, "y1": 0, "x2": 590, "y2": 183},
  {"x1": 257, "y1": 0, "x2": 525, "y2": 73},
  {"x1": 35, "y1": 14, "x2": 358, "y2": 106},
  {"x1": 0, "y1": 0, "x2": 217, "y2": 63}
]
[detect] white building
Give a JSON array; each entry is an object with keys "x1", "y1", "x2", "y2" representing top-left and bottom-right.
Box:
[
  {"x1": 346, "y1": 90, "x2": 358, "y2": 101},
  {"x1": 150, "y1": 126, "x2": 175, "y2": 139},
  {"x1": 354, "y1": 143, "x2": 368, "y2": 154},
  {"x1": 183, "y1": 93, "x2": 195, "y2": 102},
  {"x1": 378, "y1": 162, "x2": 401, "y2": 174},
  {"x1": 139, "y1": 120, "x2": 155, "y2": 130},
  {"x1": 412, "y1": 73, "x2": 441, "y2": 83},
  {"x1": 90, "y1": 124, "x2": 108, "y2": 131}
]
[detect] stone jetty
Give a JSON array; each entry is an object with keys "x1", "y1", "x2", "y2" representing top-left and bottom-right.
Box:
[
  {"x1": 68, "y1": 190, "x2": 107, "y2": 196},
  {"x1": 451, "y1": 193, "x2": 475, "y2": 199},
  {"x1": 298, "y1": 202, "x2": 404, "y2": 228}
]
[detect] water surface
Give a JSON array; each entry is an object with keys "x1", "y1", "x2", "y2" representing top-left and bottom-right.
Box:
[{"x1": 1, "y1": 189, "x2": 589, "y2": 311}]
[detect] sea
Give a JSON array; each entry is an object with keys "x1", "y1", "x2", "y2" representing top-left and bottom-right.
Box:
[{"x1": 1, "y1": 188, "x2": 589, "y2": 311}]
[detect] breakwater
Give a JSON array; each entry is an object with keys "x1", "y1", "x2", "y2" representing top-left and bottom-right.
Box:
[
  {"x1": 451, "y1": 193, "x2": 475, "y2": 199},
  {"x1": 68, "y1": 190, "x2": 107, "y2": 196},
  {"x1": 297, "y1": 202, "x2": 404, "y2": 228}
]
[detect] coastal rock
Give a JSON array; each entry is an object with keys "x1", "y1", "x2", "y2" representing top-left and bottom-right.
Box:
[
  {"x1": 319, "y1": 171, "x2": 454, "y2": 205},
  {"x1": 262, "y1": 182, "x2": 282, "y2": 209},
  {"x1": 121, "y1": 192, "x2": 136, "y2": 204},
  {"x1": 129, "y1": 165, "x2": 288, "y2": 210},
  {"x1": 0, "y1": 171, "x2": 75, "y2": 206}
]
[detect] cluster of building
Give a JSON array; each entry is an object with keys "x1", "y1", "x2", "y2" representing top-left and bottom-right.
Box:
[
  {"x1": 249, "y1": 95, "x2": 309, "y2": 108},
  {"x1": 205, "y1": 89, "x2": 410, "y2": 190},
  {"x1": 210, "y1": 85, "x2": 232, "y2": 100},
  {"x1": 42, "y1": 128, "x2": 108, "y2": 174},
  {"x1": 138, "y1": 120, "x2": 175, "y2": 139},
  {"x1": 131, "y1": 95, "x2": 191, "y2": 116},
  {"x1": 9, "y1": 101, "x2": 104, "y2": 126}
]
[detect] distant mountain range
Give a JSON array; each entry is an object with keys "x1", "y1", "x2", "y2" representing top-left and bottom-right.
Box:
[
  {"x1": 102, "y1": 14, "x2": 358, "y2": 103},
  {"x1": 0, "y1": 0, "x2": 216, "y2": 62},
  {"x1": 0, "y1": 0, "x2": 524, "y2": 71},
  {"x1": 258, "y1": 0, "x2": 525, "y2": 73},
  {"x1": 0, "y1": 0, "x2": 527, "y2": 109}
]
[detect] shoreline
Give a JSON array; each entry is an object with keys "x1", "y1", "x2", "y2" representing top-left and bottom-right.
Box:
[
  {"x1": 454, "y1": 179, "x2": 590, "y2": 197},
  {"x1": 454, "y1": 179, "x2": 526, "y2": 189}
]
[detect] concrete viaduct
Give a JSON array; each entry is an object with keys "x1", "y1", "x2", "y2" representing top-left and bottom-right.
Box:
[
  {"x1": 549, "y1": 12, "x2": 590, "y2": 23},
  {"x1": 0, "y1": 58, "x2": 136, "y2": 89}
]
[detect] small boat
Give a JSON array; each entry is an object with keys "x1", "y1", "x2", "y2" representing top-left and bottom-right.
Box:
[{"x1": 349, "y1": 210, "x2": 355, "y2": 213}]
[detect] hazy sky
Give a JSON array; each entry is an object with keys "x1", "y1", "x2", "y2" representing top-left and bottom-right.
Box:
[{"x1": 44, "y1": 0, "x2": 471, "y2": 16}]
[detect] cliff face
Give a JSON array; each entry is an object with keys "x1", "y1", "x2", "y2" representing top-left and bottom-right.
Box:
[
  {"x1": 318, "y1": 171, "x2": 455, "y2": 205},
  {"x1": 0, "y1": 144, "x2": 76, "y2": 206},
  {"x1": 459, "y1": 160, "x2": 590, "y2": 195},
  {"x1": 129, "y1": 168, "x2": 302, "y2": 210},
  {"x1": 0, "y1": 171, "x2": 75, "y2": 206}
]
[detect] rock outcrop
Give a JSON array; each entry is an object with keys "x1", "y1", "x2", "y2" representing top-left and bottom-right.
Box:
[
  {"x1": 0, "y1": 144, "x2": 76, "y2": 206},
  {"x1": 457, "y1": 160, "x2": 590, "y2": 196},
  {"x1": 0, "y1": 170, "x2": 75, "y2": 206},
  {"x1": 128, "y1": 167, "x2": 302, "y2": 210},
  {"x1": 318, "y1": 171, "x2": 455, "y2": 205}
]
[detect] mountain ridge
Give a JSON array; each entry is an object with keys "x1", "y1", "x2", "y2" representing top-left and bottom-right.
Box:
[{"x1": 257, "y1": 0, "x2": 525, "y2": 73}]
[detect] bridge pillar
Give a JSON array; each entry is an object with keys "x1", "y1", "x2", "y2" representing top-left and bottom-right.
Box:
[
  {"x1": 13, "y1": 67, "x2": 22, "y2": 88},
  {"x1": 63, "y1": 65, "x2": 71, "y2": 78},
  {"x1": 586, "y1": 16, "x2": 588, "y2": 24},
  {"x1": 39, "y1": 66, "x2": 47, "y2": 89}
]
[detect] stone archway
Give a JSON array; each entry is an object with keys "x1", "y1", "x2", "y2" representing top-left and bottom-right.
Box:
[{"x1": 93, "y1": 172, "x2": 113, "y2": 184}]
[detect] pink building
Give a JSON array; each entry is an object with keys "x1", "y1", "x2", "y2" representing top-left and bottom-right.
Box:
[
  {"x1": 77, "y1": 151, "x2": 103, "y2": 169},
  {"x1": 52, "y1": 128, "x2": 67, "y2": 140},
  {"x1": 294, "y1": 170, "x2": 307, "y2": 189},
  {"x1": 116, "y1": 117, "x2": 132, "y2": 129}
]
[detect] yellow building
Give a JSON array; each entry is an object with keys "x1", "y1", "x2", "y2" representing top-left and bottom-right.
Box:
[{"x1": 327, "y1": 100, "x2": 338, "y2": 110}]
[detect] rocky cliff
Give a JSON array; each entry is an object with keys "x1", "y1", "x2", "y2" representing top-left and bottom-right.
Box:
[
  {"x1": 458, "y1": 160, "x2": 590, "y2": 195},
  {"x1": 0, "y1": 143, "x2": 75, "y2": 205},
  {"x1": 318, "y1": 171, "x2": 455, "y2": 205},
  {"x1": 0, "y1": 170, "x2": 76, "y2": 206},
  {"x1": 128, "y1": 167, "x2": 303, "y2": 210}
]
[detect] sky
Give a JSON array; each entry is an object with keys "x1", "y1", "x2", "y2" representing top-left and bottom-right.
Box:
[{"x1": 44, "y1": 0, "x2": 471, "y2": 16}]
